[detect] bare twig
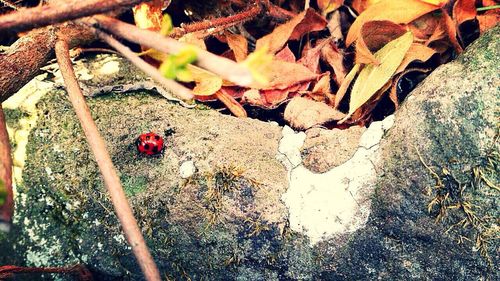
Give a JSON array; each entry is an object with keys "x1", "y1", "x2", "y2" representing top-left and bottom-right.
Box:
[
  {"x1": 54, "y1": 40, "x2": 161, "y2": 281},
  {"x1": 0, "y1": 104, "x2": 13, "y2": 232},
  {"x1": 96, "y1": 30, "x2": 194, "y2": 100},
  {"x1": 170, "y1": 3, "x2": 262, "y2": 38},
  {"x1": 0, "y1": 0, "x2": 146, "y2": 33},
  {"x1": 0, "y1": 264, "x2": 93, "y2": 280},
  {"x1": 0, "y1": 0, "x2": 18, "y2": 10},
  {"x1": 89, "y1": 15, "x2": 254, "y2": 87}
]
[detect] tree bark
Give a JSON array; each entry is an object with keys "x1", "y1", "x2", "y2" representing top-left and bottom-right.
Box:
[{"x1": 0, "y1": 23, "x2": 95, "y2": 103}]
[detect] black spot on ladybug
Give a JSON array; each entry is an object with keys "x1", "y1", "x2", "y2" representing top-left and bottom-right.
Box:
[
  {"x1": 155, "y1": 135, "x2": 160, "y2": 140},
  {"x1": 146, "y1": 135, "x2": 151, "y2": 140},
  {"x1": 153, "y1": 147, "x2": 159, "y2": 153},
  {"x1": 144, "y1": 144, "x2": 150, "y2": 150}
]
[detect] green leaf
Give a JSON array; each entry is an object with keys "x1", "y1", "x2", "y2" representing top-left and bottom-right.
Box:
[{"x1": 348, "y1": 31, "x2": 414, "y2": 117}]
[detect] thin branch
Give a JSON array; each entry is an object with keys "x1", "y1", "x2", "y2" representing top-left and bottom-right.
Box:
[
  {"x1": 96, "y1": 30, "x2": 194, "y2": 100},
  {"x1": 0, "y1": 0, "x2": 18, "y2": 10},
  {"x1": 54, "y1": 40, "x2": 161, "y2": 281},
  {"x1": 0, "y1": 0, "x2": 146, "y2": 33},
  {"x1": 0, "y1": 104, "x2": 13, "y2": 232},
  {"x1": 0, "y1": 265, "x2": 92, "y2": 280},
  {"x1": 88, "y1": 15, "x2": 254, "y2": 87},
  {"x1": 170, "y1": 3, "x2": 262, "y2": 38}
]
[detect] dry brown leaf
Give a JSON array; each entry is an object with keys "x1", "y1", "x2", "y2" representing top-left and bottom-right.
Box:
[
  {"x1": 321, "y1": 42, "x2": 347, "y2": 85},
  {"x1": 345, "y1": 32, "x2": 414, "y2": 119},
  {"x1": 346, "y1": 0, "x2": 441, "y2": 46},
  {"x1": 310, "y1": 73, "x2": 336, "y2": 104},
  {"x1": 256, "y1": 9, "x2": 327, "y2": 54},
  {"x1": 441, "y1": 9, "x2": 464, "y2": 53},
  {"x1": 355, "y1": 20, "x2": 407, "y2": 65},
  {"x1": 226, "y1": 33, "x2": 248, "y2": 62},
  {"x1": 284, "y1": 97, "x2": 345, "y2": 130},
  {"x1": 478, "y1": 13, "x2": 500, "y2": 33},
  {"x1": 261, "y1": 60, "x2": 319, "y2": 90},
  {"x1": 409, "y1": 13, "x2": 443, "y2": 42},
  {"x1": 327, "y1": 10, "x2": 344, "y2": 42},
  {"x1": 396, "y1": 43, "x2": 436, "y2": 74},
  {"x1": 299, "y1": 39, "x2": 332, "y2": 73},
  {"x1": 215, "y1": 89, "x2": 247, "y2": 118},
  {"x1": 276, "y1": 45, "x2": 297, "y2": 62},
  {"x1": 477, "y1": 2, "x2": 500, "y2": 34}
]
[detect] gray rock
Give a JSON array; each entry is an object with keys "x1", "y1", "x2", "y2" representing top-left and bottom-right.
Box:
[{"x1": 1, "y1": 26, "x2": 498, "y2": 280}]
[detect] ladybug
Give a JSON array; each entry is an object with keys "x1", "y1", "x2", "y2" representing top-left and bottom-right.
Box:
[{"x1": 135, "y1": 132, "x2": 165, "y2": 156}]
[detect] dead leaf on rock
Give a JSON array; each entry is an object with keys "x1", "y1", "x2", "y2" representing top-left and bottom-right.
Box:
[{"x1": 284, "y1": 97, "x2": 345, "y2": 130}]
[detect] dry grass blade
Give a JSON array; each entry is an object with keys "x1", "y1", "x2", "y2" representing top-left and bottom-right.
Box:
[{"x1": 54, "y1": 40, "x2": 161, "y2": 281}]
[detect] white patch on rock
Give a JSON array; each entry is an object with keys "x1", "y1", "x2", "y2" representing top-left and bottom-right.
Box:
[
  {"x1": 277, "y1": 126, "x2": 306, "y2": 168},
  {"x1": 279, "y1": 116, "x2": 394, "y2": 244},
  {"x1": 179, "y1": 160, "x2": 196, "y2": 178}
]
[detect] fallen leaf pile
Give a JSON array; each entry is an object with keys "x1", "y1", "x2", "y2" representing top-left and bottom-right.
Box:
[{"x1": 134, "y1": 0, "x2": 499, "y2": 129}]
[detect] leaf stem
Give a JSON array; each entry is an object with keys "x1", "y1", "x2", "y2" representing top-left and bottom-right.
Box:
[{"x1": 477, "y1": 5, "x2": 500, "y2": 12}]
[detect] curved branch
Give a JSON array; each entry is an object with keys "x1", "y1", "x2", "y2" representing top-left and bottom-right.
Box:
[
  {"x1": 0, "y1": 0, "x2": 146, "y2": 33},
  {"x1": 54, "y1": 40, "x2": 161, "y2": 281}
]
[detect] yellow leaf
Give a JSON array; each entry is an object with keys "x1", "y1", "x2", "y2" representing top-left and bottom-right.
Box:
[
  {"x1": 187, "y1": 65, "x2": 223, "y2": 96},
  {"x1": 347, "y1": 32, "x2": 414, "y2": 117},
  {"x1": 241, "y1": 46, "x2": 274, "y2": 87}
]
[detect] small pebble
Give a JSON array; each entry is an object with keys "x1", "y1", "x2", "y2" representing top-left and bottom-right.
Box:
[{"x1": 179, "y1": 161, "x2": 196, "y2": 179}]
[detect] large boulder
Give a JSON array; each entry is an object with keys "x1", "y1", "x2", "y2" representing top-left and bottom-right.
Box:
[{"x1": 0, "y1": 26, "x2": 498, "y2": 280}]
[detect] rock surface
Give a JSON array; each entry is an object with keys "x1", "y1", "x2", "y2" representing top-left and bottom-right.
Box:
[{"x1": 0, "y1": 26, "x2": 498, "y2": 280}]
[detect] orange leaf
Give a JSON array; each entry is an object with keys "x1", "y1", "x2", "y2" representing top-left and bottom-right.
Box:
[
  {"x1": 478, "y1": 13, "x2": 500, "y2": 33},
  {"x1": 226, "y1": 33, "x2": 248, "y2": 62},
  {"x1": 396, "y1": 43, "x2": 436, "y2": 74},
  {"x1": 355, "y1": 20, "x2": 407, "y2": 65},
  {"x1": 453, "y1": 0, "x2": 477, "y2": 26},
  {"x1": 409, "y1": 13, "x2": 443, "y2": 42},
  {"x1": 441, "y1": 9, "x2": 464, "y2": 53},
  {"x1": 215, "y1": 89, "x2": 247, "y2": 118},
  {"x1": 346, "y1": 0, "x2": 441, "y2": 46},
  {"x1": 256, "y1": 9, "x2": 327, "y2": 54}
]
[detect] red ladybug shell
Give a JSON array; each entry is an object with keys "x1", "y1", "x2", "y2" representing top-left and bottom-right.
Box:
[{"x1": 136, "y1": 132, "x2": 164, "y2": 156}]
